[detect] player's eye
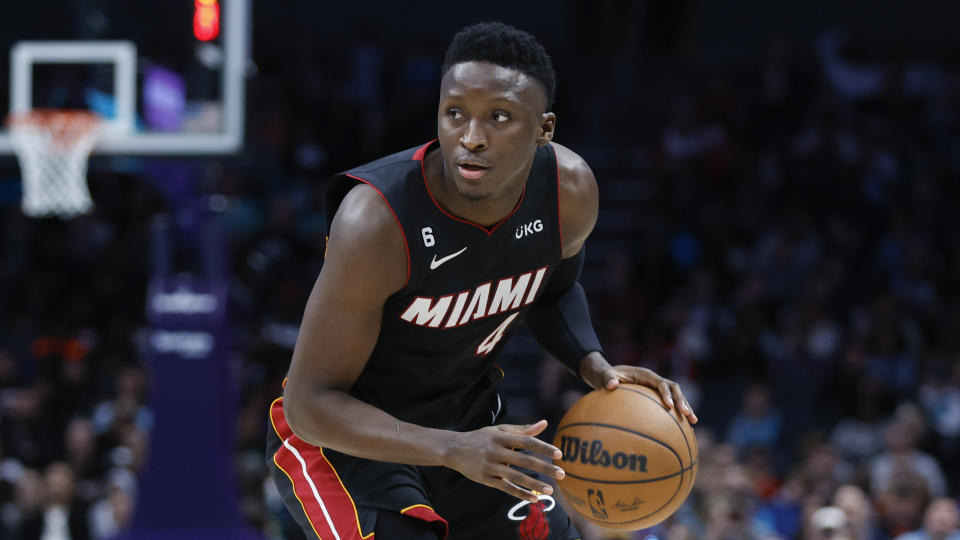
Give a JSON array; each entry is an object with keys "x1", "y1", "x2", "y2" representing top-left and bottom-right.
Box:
[
  {"x1": 492, "y1": 111, "x2": 510, "y2": 122},
  {"x1": 447, "y1": 109, "x2": 463, "y2": 120}
]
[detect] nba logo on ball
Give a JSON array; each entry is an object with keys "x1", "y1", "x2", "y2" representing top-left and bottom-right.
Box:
[{"x1": 552, "y1": 384, "x2": 698, "y2": 530}]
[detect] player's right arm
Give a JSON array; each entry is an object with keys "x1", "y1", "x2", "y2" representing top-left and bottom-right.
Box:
[{"x1": 282, "y1": 183, "x2": 563, "y2": 503}]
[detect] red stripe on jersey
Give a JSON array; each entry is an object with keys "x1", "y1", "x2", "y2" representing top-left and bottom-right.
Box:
[
  {"x1": 270, "y1": 399, "x2": 371, "y2": 539},
  {"x1": 412, "y1": 140, "x2": 436, "y2": 162},
  {"x1": 344, "y1": 174, "x2": 411, "y2": 288}
]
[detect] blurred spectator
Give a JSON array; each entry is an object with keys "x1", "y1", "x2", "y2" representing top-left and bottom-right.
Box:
[
  {"x1": 744, "y1": 446, "x2": 781, "y2": 501},
  {"x1": 87, "y1": 469, "x2": 136, "y2": 540},
  {"x1": 808, "y1": 506, "x2": 854, "y2": 540},
  {"x1": 918, "y1": 360, "x2": 960, "y2": 493},
  {"x1": 831, "y1": 380, "x2": 889, "y2": 464},
  {"x1": 19, "y1": 462, "x2": 91, "y2": 540},
  {"x1": 894, "y1": 498, "x2": 960, "y2": 540},
  {"x1": 1, "y1": 385, "x2": 59, "y2": 468},
  {"x1": 663, "y1": 521, "x2": 699, "y2": 540},
  {"x1": 870, "y1": 420, "x2": 947, "y2": 498},
  {"x1": 2, "y1": 468, "x2": 43, "y2": 535},
  {"x1": 755, "y1": 473, "x2": 808, "y2": 539},
  {"x1": 918, "y1": 362, "x2": 960, "y2": 440},
  {"x1": 832, "y1": 484, "x2": 889, "y2": 540},
  {"x1": 62, "y1": 418, "x2": 102, "y2": 504},
  {"x1": 861, "y1": 296, "x2": 919, "y2": 399},
  {"x1": 726, "y1": 384, "x2": 782, "y2": 456},
  {"x1": 802, "y1": 442, "x2": 855, "y2": 502},
  {"x1": 703, "y1": 492, "x2": 757, "y2": 540},
  {"x1": 91, "y1": 366, "x2": 152, "y2": 441},
  {"x1": 875, "y1": 470, "x2": 931, "y2": 538}
]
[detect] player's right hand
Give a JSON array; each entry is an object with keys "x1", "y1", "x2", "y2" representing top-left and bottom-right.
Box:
[{"x1": 444, "y1": 419, "x2": 566, "y2": 503}]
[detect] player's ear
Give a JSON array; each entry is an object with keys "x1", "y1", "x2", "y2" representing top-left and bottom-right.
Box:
[{"x1": 537, "y1": 113, "x2": 556, "y2": 146}]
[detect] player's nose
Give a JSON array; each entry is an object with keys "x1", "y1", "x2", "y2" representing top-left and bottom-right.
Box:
[{"x1": 459, "y1": 119, "x2": 487, "y2": 152}]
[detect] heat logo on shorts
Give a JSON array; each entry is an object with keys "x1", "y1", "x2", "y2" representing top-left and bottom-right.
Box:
[
  {"x1": 558, "y1": 436, "x2": 648, "y2": 472},
  {"x1": 509, "y1": 496, "x2": 554, "y2": 540}
]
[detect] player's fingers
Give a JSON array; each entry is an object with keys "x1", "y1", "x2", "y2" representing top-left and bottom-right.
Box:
[
  {"x1": 668, "y1": 381, "x2": 685, "y2": 409},
  {"x1": 682, "y1": 398, "x2": 699, "y2": 424},
  {"x1": 498, "y1": 419, "x2": 548, "y2": 437},
  {"x1": 602, "y1": 368, "x2": 620, "y2": 390},
  {"x1": 668, "y1": 382, "x2": 697, "y2": 422},
  {"x1": 658, "y1": 378, "x2": 676, "y2": 409},
  {"x1": 491, "y1": 477, "x2": 541, "y2": 503},
  {"x1": 502, "y1": 432, "x2": 562, "y2": 460},
  {"x1": 583, "y1": 365, "x2": 620, "y2": 391},
  {"x1": 498, "y1": 448, "x2": 566, "y2": 480},
  {"x1": 497, "y1": 469, "x2": 553, "y2": 501}
]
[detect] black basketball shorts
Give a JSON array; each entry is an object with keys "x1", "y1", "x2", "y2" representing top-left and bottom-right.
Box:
[{"x1": 266, "y1": 393, "x2": 581, "y2": 540}]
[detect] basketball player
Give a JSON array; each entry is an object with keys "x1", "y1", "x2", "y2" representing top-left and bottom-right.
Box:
[{"x1": 267, "y1": 22, "x2": 698, "y2": 540}]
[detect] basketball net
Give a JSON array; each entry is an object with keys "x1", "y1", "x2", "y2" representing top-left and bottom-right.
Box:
[{"x1": 8, "y1": 109, "x2": 101, "y2": 218}]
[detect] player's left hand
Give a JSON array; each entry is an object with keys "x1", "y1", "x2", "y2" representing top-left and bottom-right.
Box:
[{"x1": 579, "y1": 352, "x2": 698, "y2": 424}]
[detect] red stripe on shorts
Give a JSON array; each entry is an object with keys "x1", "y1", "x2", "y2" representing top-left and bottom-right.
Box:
[{"x1": 270, "y1": 398, "x2": 371, "y2": 540}]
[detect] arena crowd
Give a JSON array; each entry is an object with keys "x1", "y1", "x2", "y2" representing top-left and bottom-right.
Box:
[{"x1": 0, "y1": 28, "x2": 958, "y2": 540}]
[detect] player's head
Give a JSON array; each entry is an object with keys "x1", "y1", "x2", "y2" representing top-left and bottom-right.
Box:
[
  {"x1": 437, "y1": 22, "x2": 557, "y2": 202},
  {"x1": 442, "y1": 22, "x2": 556, "y2": 111}
]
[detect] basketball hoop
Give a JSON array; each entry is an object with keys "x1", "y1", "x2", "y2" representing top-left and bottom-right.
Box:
[{"x1": 8, "y1": 109, "x2": 101, "y2": 218}]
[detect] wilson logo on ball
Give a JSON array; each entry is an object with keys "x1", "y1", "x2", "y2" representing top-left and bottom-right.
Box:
[{"x1": 559, "y1": 436, "x2": 648, "y2": 472}]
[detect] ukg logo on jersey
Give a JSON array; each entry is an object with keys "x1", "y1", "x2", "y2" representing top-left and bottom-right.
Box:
[{"x1": 515, "y1": 219, "x2": 543, "y2": 239}]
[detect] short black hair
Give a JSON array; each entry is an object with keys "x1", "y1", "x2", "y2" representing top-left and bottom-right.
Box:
[{"x1": 442, "y1": 22, "x2": 556, "y2": 110}]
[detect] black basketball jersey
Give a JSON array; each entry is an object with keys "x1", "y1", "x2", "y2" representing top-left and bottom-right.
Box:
[{"x1": 325, "y1": 140, "x2": 562, "y2": 428}]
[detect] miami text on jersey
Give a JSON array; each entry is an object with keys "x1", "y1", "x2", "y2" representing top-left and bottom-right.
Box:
[{"x1": 400, "y1": 266, "x2": 549, "y2": 328}]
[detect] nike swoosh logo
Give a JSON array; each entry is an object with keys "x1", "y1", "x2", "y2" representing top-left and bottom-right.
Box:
[{"x1": 430, "y1": 247, "x2": 468, "y2": 270}]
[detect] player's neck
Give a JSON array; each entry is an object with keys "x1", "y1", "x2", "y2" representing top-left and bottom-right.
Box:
[{"x1": 424, "y1": 149, "x2": 527, "y2": 228}]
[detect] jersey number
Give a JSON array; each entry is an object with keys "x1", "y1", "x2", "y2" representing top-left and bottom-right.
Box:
[
  {"x1": 476, "y1": 313, "x2": 519, "y2": 357},
  {"x1": 421, "y1": 227, "x2": 435, "y2": 247}
]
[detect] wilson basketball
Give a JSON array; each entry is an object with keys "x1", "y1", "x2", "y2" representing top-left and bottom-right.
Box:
[{"x1": 552, "y1": 384, "x2": 698, "y2": 530}]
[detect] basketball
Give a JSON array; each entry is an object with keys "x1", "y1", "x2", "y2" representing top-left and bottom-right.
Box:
[{"x1": 552, "y1": 384, "x2": 698, "y2": 530}]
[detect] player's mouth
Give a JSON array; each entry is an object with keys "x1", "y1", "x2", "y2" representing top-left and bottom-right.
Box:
[{"x1": 457, "y1": 161, "x2": 490, "y2": 180}]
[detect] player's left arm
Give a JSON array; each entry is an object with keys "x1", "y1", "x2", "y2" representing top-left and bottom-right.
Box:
[{"x1": 526, "y1": 142, "x2": 698, "y2": 424}]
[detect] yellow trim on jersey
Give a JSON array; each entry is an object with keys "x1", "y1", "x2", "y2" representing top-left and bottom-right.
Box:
[
  {"x1": 268, "y1": 396, "x2": 373, "y2": 540},
  {"x1": 272, "y1": 451, "x2": 325, "y2": 540},
  {"x1": 400, "y1": 503, "x2": 439, "y2": 515},
  {"x1": 269, "y1": 397, "x2": 284, "y2": 440}
]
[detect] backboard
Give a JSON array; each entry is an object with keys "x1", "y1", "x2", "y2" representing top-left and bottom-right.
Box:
[{"x1": 0, "y1": 0, "x2": 249, "y2": 155}]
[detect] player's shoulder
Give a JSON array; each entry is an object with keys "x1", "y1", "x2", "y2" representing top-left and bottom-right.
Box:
[
  {"x1": 326, "y1": 182, "x2": 408, "y2": 291},
  {"x1": 333, "y1": 182, "x2": 397, "y2": 233},
  {"x1": 551, "y1": 142, "x2": 598, "y2": 255},
  {"x1": 551, "y1": 142, "x2": 597, "y2": 198},
  {"x1": 326, "y1": 142, "x2": 430, "y2": 249}
]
